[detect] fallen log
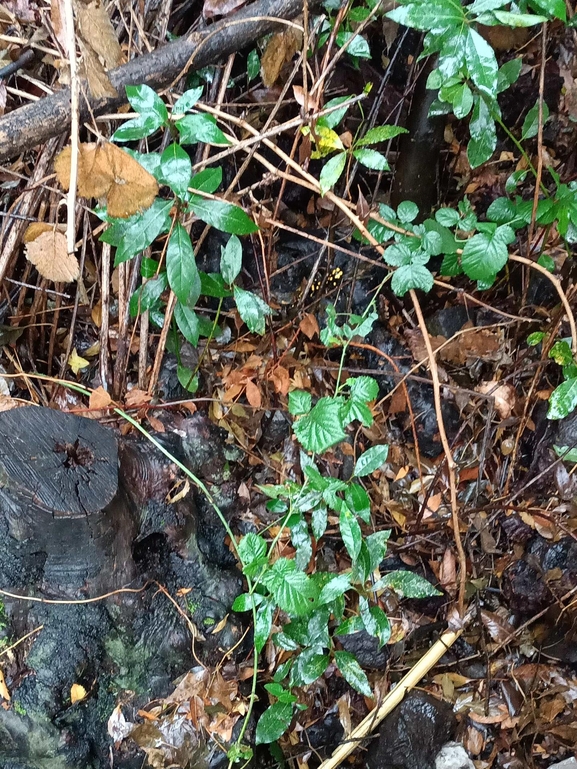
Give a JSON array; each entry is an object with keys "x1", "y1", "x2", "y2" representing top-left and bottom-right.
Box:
[{"x1": 0, "y1": 0, "x2": 305, "y2": 164}]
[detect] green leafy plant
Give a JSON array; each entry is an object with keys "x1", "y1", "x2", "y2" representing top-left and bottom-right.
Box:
[
  {"x1": 230, "y1": 308, "x2": 440, "y2": 747},
  {"x1": 386, "y1": 0, "x2": 565, "y2": 166},
  {"x1": 96, "y1": 84, "x2": 272, "y2": 391},
  {"x1": 304, "y1": 108, "x2": 407, "y2": 195}
]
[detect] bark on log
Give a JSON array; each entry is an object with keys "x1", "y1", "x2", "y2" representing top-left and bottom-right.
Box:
[{"x1": 0, "y1": 0, "x2": 305, "y2": 164}]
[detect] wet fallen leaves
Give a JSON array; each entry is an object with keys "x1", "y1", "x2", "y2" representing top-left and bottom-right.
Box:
[{"x1": 54, "y1": 142, "x2": 158, "y2": 218}]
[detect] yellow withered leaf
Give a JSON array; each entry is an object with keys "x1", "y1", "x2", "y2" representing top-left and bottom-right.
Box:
[
  {"x1": 25, "y1": 230, "x2": 80, "y2": 283},
  {"x1": 54, "y1": 142, "x2": 159, "y2": 218},
  {"x1": 69, "y1": 349, "x2": 90, "y2": 375},
  {"x1": 70, "y1": 683, "x2": 87, "y2": 704}
]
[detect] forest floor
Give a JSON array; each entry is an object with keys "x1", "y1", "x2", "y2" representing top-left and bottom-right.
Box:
[{"x1": 0, "y1": 0, "x2": 577, "y2": 768}]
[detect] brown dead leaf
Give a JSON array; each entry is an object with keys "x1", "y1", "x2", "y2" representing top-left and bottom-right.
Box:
[
  {"x1": 74, "y1": 0, "x2": 122, "y2": 97},
  {"x1": 464, "y1": 725, "x2": 484, "y2": 755},
  {"x1": 480, "y1": 608, "x2": 515, "y2": 644},
  {"x1": 439, "y1": 547, "x2": 457, "y2": 596},
  {"x1": 299, "y1": 313, "x2": 319, "y2": 339},
  {"x1": 147, "y1": 415, "x2": 165, "y2": 432},
  {"x1": 75, "y1": 0, "x2": 122, "y2": 68},
  {"x1": 89, "y1": 385, "x2": 112, "y2": 410},
  {"x1": 25, "y1": 230, "x2": 79, "y2": 282},
  {"x1": 245, "y1": 380, "x2": 262, "y2": 409},
  {"x1": 78, "y1": 39, "x2": 117, "y2": 98},
  {"x1": 51, "y1": 0, "x2": 68, "y2": 52},
  {"x1": 124, "y1": 388, "x2": 152, "y2": 408},
  {"x1": 405, "y1": 324, "x2": 502, "y2": 367},
  {"x1": 54, "y1": 142, "x2": 158, "y2": 218},
  {"x1": 477, "y1": 380, "x2": 515, "y2": 419},
  {"x1": 269, "y1": 365, "x2": 290, "y2": 395},
  {"x1": 261, "y1": 28, "x2": 302, "y2": 87}
]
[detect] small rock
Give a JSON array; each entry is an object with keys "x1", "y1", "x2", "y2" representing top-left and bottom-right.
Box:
[
  {"x1": 435, "y1": 743, "x2": 475, "y2": 769},
  {"x1": 366, "y1": 691, "x2": 456, "y2": 769},
  {"x1": 547, "y1": 759, "x2": 577, "y2": 769},
  {"x1": 426, "y1": 307, "x2": 471, "y2": 338}
]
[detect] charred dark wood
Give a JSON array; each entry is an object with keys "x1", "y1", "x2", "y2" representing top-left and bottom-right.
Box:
[
  {"x1": 0, "y1": 0, "x2": 307, "y2": 164},
  {"x1": 0, "y1": 405, "x2": 136, "y2": 597},
  {"x1": 391, "y1": 57, "x2": 445, "y2": 218}
]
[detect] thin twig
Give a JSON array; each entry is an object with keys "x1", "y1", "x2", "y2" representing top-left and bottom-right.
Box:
[{"x1": 317, "y1": 611, "x2": 473, "y2": 769}]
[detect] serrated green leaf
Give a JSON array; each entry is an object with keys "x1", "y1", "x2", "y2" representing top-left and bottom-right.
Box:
[
  {"x1": 527, "y1": 331, "x2": 546, "y2": 346},
  {"x1": 340, "y1": 508, "x2": 362, "y2": 562},
  {"x1": 220, "y1": 234, "x2": 242, "y2": 285},
  {"x1": 176, "y1": 113, "x2": 230, "y2": 145},
  {"x1": 255, "y1": 702, "x2": 293, "y2": 744},
  {"x1": 189, "y1": 194, "x2": 258, "y2": 234},
  {"x1": 347, "y1": 375, "x2": 378, "y2": 407},
  {"x1": 461, "y1": 225, "x2": 515, "y2": 282},
  {"x1": 391, "y1": 263, "x2": 434, "y2": 296},
  {"x1": 353, "y1": 148, "x2": 390, "y2": 171},
  {"x1": 356, "y1": 125, "x2": 408, "y2": 147},
  {"x1": 166, "y1": 223, "x2": 200, "y2": 306},
  {"x1": 233, "y1": 286, "x2": 273, "y2": 334},
  {"x1": 254, "y1": 600, "x2": 274, "y2": 653},
  {"x1": 548, "y1": 377, "x2": 577, "y2": 420},
  {"x1": 261, "y1": 558, "x2": 317, "y2": 616},
  {"x1": 289, "y1": 390, "x2": 312, "y2": 416},
  {"x1": 334, "y1": 650, "x2": 371, "y2": 696},
  {"x1": 311, "y1": 505, "x2": 328, "y2": 540},
  {"x1": 232, "y1": 592, "x2": 264, "y2": 612},
  {"x1": 293, "y1": 396, "x2": 347, "y2": 453},
  {"x1": 379, "y1": 570, "x2": 441, "y2": 598},
  {"x1": 290, "y1": 515, "x2": 312, "y2": 571},
  {"x1": 354, "y1": 444, "x2": 389, "y2": 477},
  {"x1": 318, "y1": 573, "x2": 351, "y2": 604},
  {"x1": 435, "y1": 207, "x2": 460, "y2": 227},
  {"x1": 174, "y1": 303, "x2": 201, "y2": 346},
  {"x1": 291, "y1": 648, "x2": 329, "y2": 686},
  {"x1": 238, "y1": 532, "x2": 268, "y2": 575},
  {"x1": 336, "y1": 30, "x2": 371, "y2": 58},
  {"x1": 396, "y1": 200, "x2": 419, "y2": 223},
  {"x1": 172, "y1": 86, "x2": 204, "y2": 115},
  {"x1": 319, "y1": 152, "x2": 347, "y2": 196}
]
